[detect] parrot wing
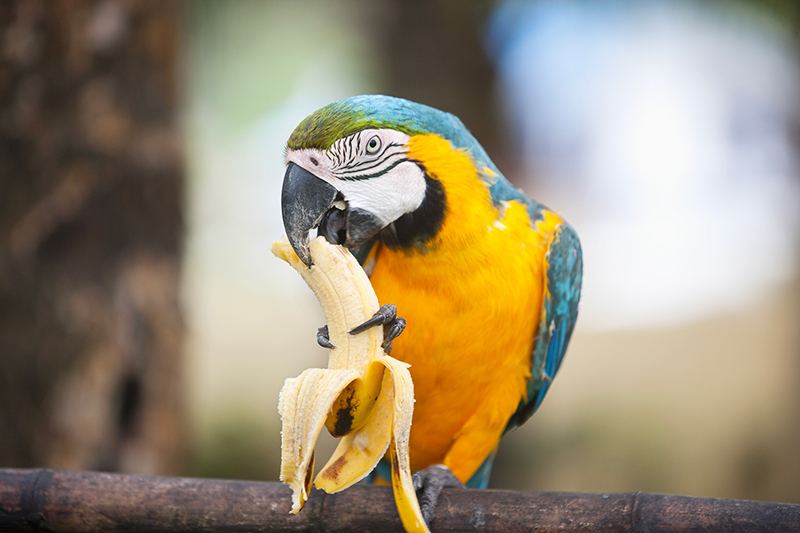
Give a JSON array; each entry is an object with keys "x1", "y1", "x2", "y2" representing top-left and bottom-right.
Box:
[
  {"x1": 506, "y1": 220, "x2": 583, "y2": 431},
  {"x1": 484, "y1": 174, "x2": 583, "y2": 431}
]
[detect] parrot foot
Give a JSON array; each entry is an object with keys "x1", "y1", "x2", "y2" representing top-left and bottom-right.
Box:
[
  {"x1": 349, "y1": 303, "x2": 406, "y2": 355},
  {"x1": 317, "y1": 325, "x2": 335, "y2": 349},
  {"x1": 412, "y1": 464, "x2": 464, "y2": 526}
]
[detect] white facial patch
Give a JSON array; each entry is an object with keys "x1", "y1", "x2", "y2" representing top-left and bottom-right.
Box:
[{"x1": 285, "y1": 129, "x2": 427, "y2": 227}]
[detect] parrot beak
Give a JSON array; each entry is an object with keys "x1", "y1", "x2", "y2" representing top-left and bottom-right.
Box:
[
  {"x1": 282, "y1": 161, "x2": 387, "y2": 267},
  {"x1": 281, "y1": 162, "x2": 338, "y2": 267}
]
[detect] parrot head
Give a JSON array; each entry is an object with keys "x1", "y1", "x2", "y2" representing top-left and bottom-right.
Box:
[{"x1": 281, "y1": 95, "x2": 497, "y2": 266}]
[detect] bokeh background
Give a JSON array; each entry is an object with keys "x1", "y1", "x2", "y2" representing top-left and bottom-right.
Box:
[{"x1": 2, "y1": 0, "x2": 799, "y2": 505}]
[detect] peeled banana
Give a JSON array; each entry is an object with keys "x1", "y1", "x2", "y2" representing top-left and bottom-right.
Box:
[{"x1": 272, "y1": 236, "x2": 430, "y2": 533}]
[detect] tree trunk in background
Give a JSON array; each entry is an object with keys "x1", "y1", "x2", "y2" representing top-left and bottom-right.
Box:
[{"x1": 0, "y1": 0, "x2": 185, "y2": 474}]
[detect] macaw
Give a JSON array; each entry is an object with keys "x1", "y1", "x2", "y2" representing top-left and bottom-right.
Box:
[{"x1": 280, "y1": 95, "x2": 582, "y2": 523}]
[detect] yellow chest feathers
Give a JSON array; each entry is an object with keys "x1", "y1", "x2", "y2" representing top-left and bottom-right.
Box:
[{"x1": 368, "y1": 133, "x2": 561, "y2": 468}]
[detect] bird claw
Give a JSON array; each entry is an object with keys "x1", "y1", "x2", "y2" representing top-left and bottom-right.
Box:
[
  {"x1": 317, "y1": 325, "x2": 335, "y2": 349},
  {"x1": 349, "y1": 303, "x2": 405, "y2": 354},
  {"x1": 381, "y1": 316, "x2": 406, "y2": 355},
  {"x1": 412, "y1": 464, "x2": 464, "y2": 526},
  {"x1": 350, "y1": 303, "x2": 397, "y2": 333}
]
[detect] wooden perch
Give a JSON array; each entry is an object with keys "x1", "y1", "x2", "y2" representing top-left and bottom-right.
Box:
[{"x1": 0, "y1": 468, "x2": 798, "y2": 532}]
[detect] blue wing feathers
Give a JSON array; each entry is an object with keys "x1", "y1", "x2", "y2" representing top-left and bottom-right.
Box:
[{"x1": 505, "y1": 221, "x2": 582, "y2": 431}]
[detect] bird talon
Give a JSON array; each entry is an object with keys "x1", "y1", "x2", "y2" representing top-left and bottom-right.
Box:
[
  {"x1": 381, "y1": 316, "x2": 406, "y2": 355},
  {"x1": 349, "y1": 304, "x2": 405, "y2": 355},
  {"x1": 316, "y1": 325, "x2": 335, "y2": 349},
  {"x1": 349, "y1": 303, "x2": 397, "y2": 334},
  {"x1": 412, "y1": 464, "x2": 463, "y2": 526}
]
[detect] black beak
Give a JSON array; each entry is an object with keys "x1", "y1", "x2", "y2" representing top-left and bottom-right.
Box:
[{"x1": 281, "y1": 162, "x2": 338, "y2": 267}]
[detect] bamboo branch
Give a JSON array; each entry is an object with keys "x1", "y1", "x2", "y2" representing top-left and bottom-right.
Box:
[{"x1": 0, "y1": 468, "x2": 798, "y2": 532}]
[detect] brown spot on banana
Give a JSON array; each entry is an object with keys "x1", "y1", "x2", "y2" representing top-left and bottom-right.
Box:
[
  {"x1": 304, "y1": 451, "x2": 315, "y2": 499},
  {"x1": 326, "y1": 360, "x2": 385, "y2": 437}
]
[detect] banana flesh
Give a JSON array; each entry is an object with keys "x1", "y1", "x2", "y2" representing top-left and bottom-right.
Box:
[{"x1": 272, "y1": 236, "x2": 430, "y2": 533}]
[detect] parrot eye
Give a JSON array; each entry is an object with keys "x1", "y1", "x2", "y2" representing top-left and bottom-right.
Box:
[{"x1": 365, "y1": 135, "x2": 382, "y2": 154}]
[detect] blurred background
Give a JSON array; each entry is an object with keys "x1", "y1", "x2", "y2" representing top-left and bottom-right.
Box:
[{"x1": 1, "y1": 0, "x2": 799, "y2": 504}]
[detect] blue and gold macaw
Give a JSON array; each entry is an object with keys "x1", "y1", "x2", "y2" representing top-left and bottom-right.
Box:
[{"x1": 281, "y1": 95, "x2": 582, "y2": 522}]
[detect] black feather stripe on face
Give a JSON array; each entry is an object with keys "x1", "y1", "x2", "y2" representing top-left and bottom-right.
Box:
[
  {"x1": 329, "y1": 130, "x2": 409, "y2": 181},
  {"x1": 380, "y1": 171, "x2": 445, "y2": 251},
  {"x1": 337, "y1": 142, "x2": 405, "y2": 175}
]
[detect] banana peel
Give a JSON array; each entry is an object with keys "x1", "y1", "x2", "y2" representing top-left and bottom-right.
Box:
[{"x1": 272, "y1": 236, "x2": 430, "y2": 533}]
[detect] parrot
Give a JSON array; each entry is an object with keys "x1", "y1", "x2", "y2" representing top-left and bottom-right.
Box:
[{"x1": 280, "y1": 95, "x2": 582, "y2": 524}]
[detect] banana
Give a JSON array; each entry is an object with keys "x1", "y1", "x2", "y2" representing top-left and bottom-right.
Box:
[{"x1": 272, "y1": 236, "x2": 430, "y2": 533}]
